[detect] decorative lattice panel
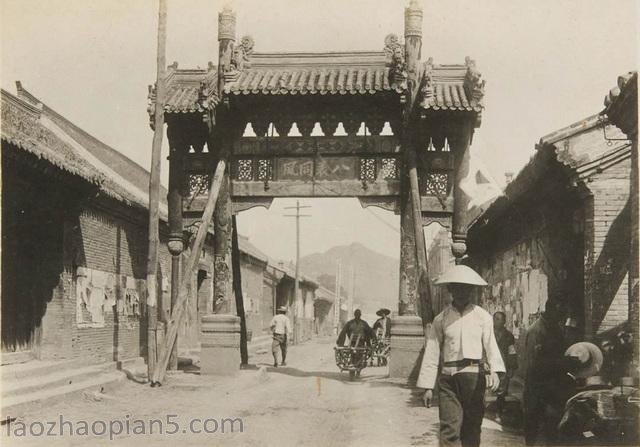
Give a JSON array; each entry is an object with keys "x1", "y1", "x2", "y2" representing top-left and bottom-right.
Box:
[
  {"x1": 359, "y1": 158, "x2": 376, "y2": 181},
  {"x1": 188, "y1": 174, "x2": 210, "y2": 197},
  {"x1": 237, "y1": 159, "x2": 254, "y2": 180},
  {"x1": 257, "y1": 159, "x2": 273, "y2": 181},
  {"x1": 423, "y1": 173, "x2": 448, "y2": 197},
  {"x1": 381, "y1": 158, "x2": 398, "y2": 179}
]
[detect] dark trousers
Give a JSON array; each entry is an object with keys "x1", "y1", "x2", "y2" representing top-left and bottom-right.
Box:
[
  {"x1": 496, "y1": 374, "x2": 511, "y2": 414},
  {"x1": 523, "y1": 387, "x2": 562, "y2": 446},
  {"x1": 438, "y1": 372, "x2": 486, "y2": 447},
  {"x1": 272, "y1": 334, "x2": 287, "y2": 364}
]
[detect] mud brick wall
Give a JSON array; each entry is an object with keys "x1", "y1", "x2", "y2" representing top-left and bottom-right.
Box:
[
  {"x1": 468, "y1": 153, "x2": 631, "y2": 377},
  {"x1": 240, "y1": 258, "x2": 269, "y2": 338},
  {"x1": 40, "y1": 198, "x2": 174, "y2": 364},
  {"x1": 584, "y1": 158, "x2": 631, "y2": 336},
  {"x1": 467, "y1": 176, "x2": 585, "y2": 378}
]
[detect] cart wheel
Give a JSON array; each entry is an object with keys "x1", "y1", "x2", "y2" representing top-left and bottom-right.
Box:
[{"x1": 349, "y1": 370, "x2": 356, "y2": 381}]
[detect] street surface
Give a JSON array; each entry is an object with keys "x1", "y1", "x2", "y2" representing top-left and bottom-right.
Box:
[{"x1": 2, "y1": 337, "x2": 523, "y2": 446}]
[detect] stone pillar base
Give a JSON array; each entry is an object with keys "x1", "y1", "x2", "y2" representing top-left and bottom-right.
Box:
[
  {"x1": 389, "y1": 315, "x2": 425, "y2": 382},
  {"x1": 200, "y1": 314, "x2": 240, "y2": 375}
]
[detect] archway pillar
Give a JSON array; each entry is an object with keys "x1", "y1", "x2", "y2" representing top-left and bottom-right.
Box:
[{"x1": 389, "y1": 0, "x2": 426, "y2": 381}]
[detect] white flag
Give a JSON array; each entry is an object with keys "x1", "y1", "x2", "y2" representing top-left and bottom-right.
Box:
[{"x1": 459, "y1": 134, "x2": 503, "y2": 226}]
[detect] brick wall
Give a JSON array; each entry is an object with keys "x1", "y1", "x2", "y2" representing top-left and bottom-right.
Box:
[
  {"x1": 45, "y1": 197, "x2": 175, "y2": 364},
  {"x1": 240, "y1": 258, "x2": 268, "y2": 338},
  {"x1": 584, "y1": 158, "x2": 631, "y2": 335}
]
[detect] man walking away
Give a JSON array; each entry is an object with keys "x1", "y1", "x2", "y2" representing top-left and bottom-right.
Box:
[
  {"x1": 493, "y1": 311, "x2": 518, "y2": 422},
  {"x1": 418, "y1": 265, "x2": 505, "y2": 447},
  {"x1": 270, "y1": 306, "x2": 292, "y2": 367}
]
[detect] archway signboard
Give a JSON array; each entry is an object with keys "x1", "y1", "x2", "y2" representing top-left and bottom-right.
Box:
[{"x1": 149, "y1": 0, "x2": 484, "y2": 379}]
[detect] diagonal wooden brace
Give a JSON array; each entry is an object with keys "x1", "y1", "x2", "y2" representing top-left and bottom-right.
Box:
[{"x1": 151, "y1": 158, "x2": 227, "y2": 385}]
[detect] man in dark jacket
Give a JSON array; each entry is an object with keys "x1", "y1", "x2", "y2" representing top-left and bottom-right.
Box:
[
  {"x1": 337, "y1": 309, "x2": 373, "y2": 347},
  {"x1": 372, "y1": 308, "x2": 391, "y2": 339},
  {"x1": 523, "y1": 298, "x2": 578, "y2": 445}
]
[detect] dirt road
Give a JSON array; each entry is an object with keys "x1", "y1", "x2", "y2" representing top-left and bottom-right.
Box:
[{"x1": 2, "y1": 337, "x2": 523, "y2": 446}]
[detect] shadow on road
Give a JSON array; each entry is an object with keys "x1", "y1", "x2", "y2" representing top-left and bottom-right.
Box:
[{"x1": 265, "y1": 365, "x2": 366, "y2": 383}]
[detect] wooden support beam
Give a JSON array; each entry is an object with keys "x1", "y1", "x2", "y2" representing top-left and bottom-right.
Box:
[
  {"x1": 231, "y1": 215, "x2": 249, "y2": 365},
  {"x1": 408, "y1": 147, "x2": 433, "y2": 322},
  {"x1": 151, "y1": 158, "x2": 226, "y2": 385}
]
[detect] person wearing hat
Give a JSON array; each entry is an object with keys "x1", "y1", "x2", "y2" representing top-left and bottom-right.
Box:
[
  {"x1": 373, "y1": 308, "x2": 392, "y2": 339},
  {"x1": 522, "y1": 297, "x2": 580, "y2": 446},
  {"x1": 270, "y1": 306, "x2": 292, "y2": 367},
  {"x1": 417, "y1": 264, "x2": 505, "y2": 447},
  {"x1": 564, "y1": 342, "x2": 603, "y2": 381}
]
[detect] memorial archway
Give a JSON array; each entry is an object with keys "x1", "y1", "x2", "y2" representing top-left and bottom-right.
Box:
[{"x1": 149, "y1": 1, "x2": 485, "y2": 378}]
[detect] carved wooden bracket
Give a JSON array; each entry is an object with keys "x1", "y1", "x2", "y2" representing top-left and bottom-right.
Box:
[
  {"x1": 231, "y1": 197, "x2": 274, "y2": 214},
  {"x1": 358, "y1": 196, "x2": 400, "y2": 214}
]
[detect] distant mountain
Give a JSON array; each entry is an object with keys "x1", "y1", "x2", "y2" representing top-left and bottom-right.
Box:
[{"x1": 300, "y1": 243, "x2": 399, "y2": 316}]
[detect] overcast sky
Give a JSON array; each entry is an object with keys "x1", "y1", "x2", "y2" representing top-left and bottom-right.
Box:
[{"x1": 2, "y1": 0, "x2": 637, "y2": 262}]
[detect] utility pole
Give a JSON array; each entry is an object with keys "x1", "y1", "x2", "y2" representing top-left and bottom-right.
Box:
[
  {"x1": 334, "y1": 258, "x2": 342, "y2": 331},
  {"x1": 146, "y1": 0, "x2": 167, "y2": 379},
  {"x1": 284, "y1": 201, "x2": 311, "y2": 340},
  {"x1": 348, "y1": 265, "x2": 355, "y2": 316}
]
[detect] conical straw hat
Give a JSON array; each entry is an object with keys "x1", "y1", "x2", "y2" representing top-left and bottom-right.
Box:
[{"x1": 434, "y1": 265, "x2": 488, "y2": 286}]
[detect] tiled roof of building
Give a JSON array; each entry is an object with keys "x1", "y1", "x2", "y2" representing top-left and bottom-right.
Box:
[
  {"x1": 269, "y1": 259, "x2": 318, "y2": 288},
  {"x1": 315, "y1": 286, "x2": 336, "y2": 304},
  {"x1": 3, "y1": 84, "x2": 168, "y2": 218},
  {"x1": 1, "y1": 90, "x2": 105, "y2": 186},
  {"x1": 238, "y1": 235, "x2": 269, "y2": 264},
  {"x1": 537, "y1": 113, "x2": 631, "y2": 179},
  {"x1": 159, "y1": 53, "x2": 482, "y2": 114},
  {"x1": 16, "y1": 82, "x2": 166, "y2": 200},
  {"x1": 603, "y1": 71, "x2": 637, "y2": 137},
  {"x1": 469, "y1": 113, "x2": 632, "y2": 233}
]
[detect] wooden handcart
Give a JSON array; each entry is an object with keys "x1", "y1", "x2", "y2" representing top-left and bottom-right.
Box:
[{"x1": 334, "y1": 335, "x2": 372, "y2": 380}]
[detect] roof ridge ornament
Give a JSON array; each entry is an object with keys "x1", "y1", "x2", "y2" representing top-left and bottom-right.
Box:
[
  {"x1": 225, "y1": 35, "x2": 254, "y2": 82},
  {"x1": 419, "y1": 57, "x2": 435, "y2": 108},
  {"x1": 384, "y1": 34, "x2": 407, "y2": 90},
  {"x1": 464, "y1": 56, "x2": 485, "y2": 104},
  {"x1": 198, "y1": 80, "x2": 217, "y2": 111}
]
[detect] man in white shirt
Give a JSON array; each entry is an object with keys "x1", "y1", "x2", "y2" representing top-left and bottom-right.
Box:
[
  {"x1": 418, "y1": 265, "x2": 505, "y2": 447},
  {"x1": 270, "y1": 306, "x2": 292, "y2": 367}
]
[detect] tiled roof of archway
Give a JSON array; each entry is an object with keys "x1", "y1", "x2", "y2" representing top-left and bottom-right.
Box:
[{"x1": 159, "y1": 52, "x2": 483, "y2": 114}]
